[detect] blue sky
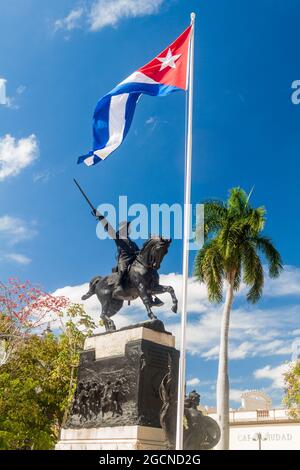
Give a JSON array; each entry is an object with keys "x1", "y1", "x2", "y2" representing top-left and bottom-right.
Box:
[{"x1": 1, "y1": 0, "x2": 300, "y2": 408}]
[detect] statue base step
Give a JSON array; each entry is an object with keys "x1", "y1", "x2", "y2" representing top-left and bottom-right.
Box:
[{"x1": 55, "y1": 425, "x2": 166, "y2": 450}]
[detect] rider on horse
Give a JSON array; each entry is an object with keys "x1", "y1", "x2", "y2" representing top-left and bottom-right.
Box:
[
  {"x1": 83, "y1": 210, "x2": 163, "y2": 306},
  {"x1": 93, "y1": 210, "x2": 139, "y2": 296}
]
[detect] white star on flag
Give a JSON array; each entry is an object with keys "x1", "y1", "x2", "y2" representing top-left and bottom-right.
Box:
[{"x1": 157, "y1": 48, "x2": 181, "y2": 71}]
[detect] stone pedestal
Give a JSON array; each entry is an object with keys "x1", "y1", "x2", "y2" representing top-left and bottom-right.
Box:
[
  {"x1": 56, "y1": 426, "x2": 165, "y2": 450},
  {"x1": 56, "y1": 320, "x2": 179, "y2": 450}
]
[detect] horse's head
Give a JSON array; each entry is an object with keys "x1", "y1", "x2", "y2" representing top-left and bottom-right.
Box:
[{"x1": 139, "y1": 236, "x2": 172, "y2": 270}]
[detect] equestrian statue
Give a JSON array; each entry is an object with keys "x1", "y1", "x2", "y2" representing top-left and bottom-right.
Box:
[{"x1": 74, "y1": 179, "x2": 178, "y2": 332}]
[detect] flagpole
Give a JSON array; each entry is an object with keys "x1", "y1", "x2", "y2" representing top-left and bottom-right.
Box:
[{"x1": 175, "y1": 12, "x2": 195, "y2": 451}]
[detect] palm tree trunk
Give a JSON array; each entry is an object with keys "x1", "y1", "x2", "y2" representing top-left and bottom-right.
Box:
[{"x1": 215, "y1": 275, "x2": 234, "y2": 450}]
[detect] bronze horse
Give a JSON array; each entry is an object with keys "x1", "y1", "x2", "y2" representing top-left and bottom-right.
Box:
[{"x1": 82, "y1": 236, "x2": 178, "y2": 331}]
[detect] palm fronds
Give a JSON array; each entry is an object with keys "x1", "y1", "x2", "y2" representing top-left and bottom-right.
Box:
[{"x1": 194, "y1": 187, "x2": 282, "y2": 304}]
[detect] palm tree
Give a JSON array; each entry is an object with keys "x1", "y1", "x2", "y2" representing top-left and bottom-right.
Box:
[{"x1": 194, "y1": 187, "x2": 282, "y2": 449}]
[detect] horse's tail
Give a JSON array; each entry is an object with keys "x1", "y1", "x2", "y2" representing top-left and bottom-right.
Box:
[{"x1": 81, "y1": 276, "x2": 102, "y2": 301}]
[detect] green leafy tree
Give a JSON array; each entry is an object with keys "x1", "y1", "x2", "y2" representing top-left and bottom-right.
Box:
[
  {"x1": 284, "y1": 361, "x2": 300, "y2": 417},
  {"x1": 0, "y1": 304, "x2": 95, "y2": 450},
  {"x1": 194, "y1": 187, "x2": 282, "y2": 449}
]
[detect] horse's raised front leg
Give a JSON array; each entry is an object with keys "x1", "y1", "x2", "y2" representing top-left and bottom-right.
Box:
[
  {"x1": 137, "y1": 283, "x2": 157, "y2": 320},
  {"x1": 152, "y1": 284, "x2": 178, "y2": 313}
]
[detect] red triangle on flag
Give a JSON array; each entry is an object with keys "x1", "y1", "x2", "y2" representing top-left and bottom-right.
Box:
[{"x1": 138, "y1": 25, "x2": 192, "y2": 90}]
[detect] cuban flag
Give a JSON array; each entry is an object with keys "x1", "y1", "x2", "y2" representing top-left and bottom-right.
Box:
[{"x1": 78, "y1": 25, "x2": 192, "y2": 166}]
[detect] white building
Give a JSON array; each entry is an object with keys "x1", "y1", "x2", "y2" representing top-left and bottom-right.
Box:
[{"x1": 207, "y1": 391, "x2": 300, "y2": 450}]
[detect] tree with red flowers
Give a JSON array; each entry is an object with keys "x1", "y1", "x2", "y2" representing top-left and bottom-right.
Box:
[{"x1": 0, "y1": 278, "x2": 69, "y2": 365}]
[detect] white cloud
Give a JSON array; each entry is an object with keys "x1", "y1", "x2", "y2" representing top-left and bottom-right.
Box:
[
  {"x1": 223, "y1": 265, "x2": 300, "y2": 300},
  {"x1": 263, "y1": 265, "x2": 300, "y2": 297},
  {"x1": 0, "y1": 215, "x2": 38, "y2": 244},
  {"x1": 186, "y1": 377, "x2": 201, "y2": 387},
  {"x1": 89, "y1": 0, "x2": 164, "y2": 31},
  {"x1": 5, "y1": 253, "x2": 32, "y2": 265},
  {"x1": 55, "y1": 0, "x2": 165, "y2": 33},
  {"x1": 51, "y1": 267, "x2": 300, "y2": 361},
  {"x1": 228, "y1": 341, "x2": 255, "y2": 360},
  {"x1": 16, "y1": 85, "x2": 26, "y2": 95},
  {"x1": 145, "y1": 117, "x2": 156, "y2": 125},
  {"x1": 229, "y1": 388, "x2": 244, "y2": 404},
  {"x1": 253, "y1": 363, "x2": 290, "y2": 390},
  {"x1": 0, "y1": 215, "x2": 36, "y2": 267},
  {"x1": 202, "y1": 345, "x2": 220, "y2": 359},
  {"x1": 145, "y1": 116, "x2": 158, "y2": 132},
  {"x1": 0, "y1": 134, "x2": 39, "y2": 181},
  {"x1": 4, "y1": 96, "x2": 19, "y2": 110},
  {"x1": 0, "y1": 79, "x2": 17, "y2": 109},
  {"x1": 144, "y1": 116, "x2": 167, "y2": 133},
  {"x1": 0, "y1": 78, "x2": 6, "y2": 105},
  {"x1": 170, "y1": 303, "x2": 299, "y2": 360},
  {"x1": 0, "y1": 79, "x2": 25, "y2": 109},
  {"x1": 33, "y1": 170, "x2": 51, "y2": 183},
  {"x1": 54, "y1": 7, "x2": 84, "y2": 31}
]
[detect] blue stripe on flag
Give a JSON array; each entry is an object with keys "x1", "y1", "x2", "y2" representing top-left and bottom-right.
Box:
[
  {"x1": 78, "y1": 81, "x2": 181, "y2": 166},
  {"x1": 77, "y1": 150, "x2": 94, "y2": 165},
  {"x1": 123, "y1": 92, "x2": 140, "y2": 141},
  {"x1": 93, "y1": 94, "x2": 111, "y2": 150}
]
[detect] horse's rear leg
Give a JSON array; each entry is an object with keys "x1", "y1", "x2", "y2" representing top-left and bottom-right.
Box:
[
  {"x1": 100, "y1": 311, "x2": 116, "y2": 332},
  {"x1": 100, "y1": 298, "x2": 123, "y2": 332}
]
